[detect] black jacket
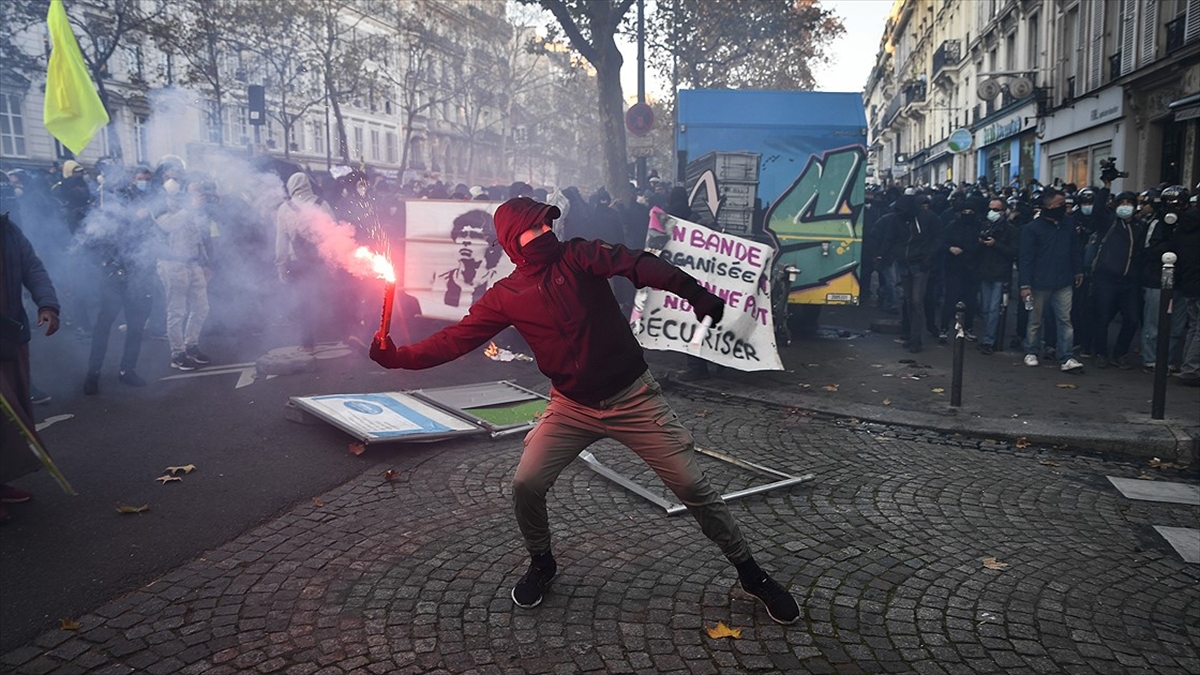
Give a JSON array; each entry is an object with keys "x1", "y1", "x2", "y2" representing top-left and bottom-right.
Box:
[
  {"x1": 1172, "y1": 206, "x2": 1200, "y2": 298},
  {"x1": 1090, "y1": 214, "x2": 1144, "y2": 282},
  {"x1": 879, "y1": 196, "x2": 942, "y2": 268},
  {"x1": 975, "y1": 218, "x2": 1018, "y2": 282}
]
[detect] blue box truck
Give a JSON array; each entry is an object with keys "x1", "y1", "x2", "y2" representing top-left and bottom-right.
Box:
[{"x1": 676, "y1": 90, "x2": 868, "y2": 320}]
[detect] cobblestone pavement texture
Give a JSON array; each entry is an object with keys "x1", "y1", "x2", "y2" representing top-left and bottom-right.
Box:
[{"x1": 3, "y1": 386, "x2": 1198, "y2": 674}]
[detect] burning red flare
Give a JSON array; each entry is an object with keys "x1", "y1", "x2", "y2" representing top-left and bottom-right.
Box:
[
  {"x1": 354, "y1": 247, "x2": 397, "y2": 339},
  {"x1": 354, "y1": 246, "x2": 395, "y2": 283}
]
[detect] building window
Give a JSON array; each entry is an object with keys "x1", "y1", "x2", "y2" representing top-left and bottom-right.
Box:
[
  {"x1": 0, "y1": 93, "x2": 27, "y2": 157},
  {"x1": 353, "y1": 125, "x2": 364, "y2": 160},
  {"x1": 385, "y1": 132, "x2": 397, "y2": 164},
  {"x1": 1049, "y1": 155, "x2": 1067, "y2": 185},
  {"x1": 312, "y1": 120, "x2": 325, "y2": 154},
  {"x1": 1067, "y1": 149, "x2": 1089, "y2": 186},
  {"x1": 132, "y1": 114, "x2": 149, "y2": 164},
  {"x1": 370, "y1": 128, "x2": 380, "y2": 161}
]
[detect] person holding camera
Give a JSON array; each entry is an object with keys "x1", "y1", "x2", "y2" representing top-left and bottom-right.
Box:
[{"x1": 976, "y1": 197, "x2": 1019, "y2": 355}]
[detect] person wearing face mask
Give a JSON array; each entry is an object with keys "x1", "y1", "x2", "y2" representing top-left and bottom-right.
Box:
[
  {"x1": 975, "y1": 197, "x2": 1018, "y2": 355},
  {"x1": 369, "y1": 197, "x2": 801, "y2": 625},
  {"x1": 1140, "y1": 187, "x2": 1188, "y2": 373},
  {"x1": 1086, "y1": 191, "x2": 1144, "y2": 369},
  {"x1": 1160, "y1": 186, "x2": 1200, "y2": 386},
  {"x1": 1070, "y1": 185, "x2": 1111, "y2": 358},
  {"x1": 1018, "y1": 188, "x2": 1085, "y2": 372}
]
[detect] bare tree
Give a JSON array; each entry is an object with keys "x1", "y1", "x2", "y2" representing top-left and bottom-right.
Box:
[
  {"x1": 519, "y1": 0, "x2": 637, "y2": 202},
  {"x1": 292, "y1": 0, "x2": 386, "y2": 165},
  {"x1": 152, "y1": 0, "x2": 244, "y2": 147},
  {"x1": 235, "y1": 0, "x2": 327, "y2": 161},
  {"x1": 11, "y1": 0, "x2": 170, "y2": 159}
]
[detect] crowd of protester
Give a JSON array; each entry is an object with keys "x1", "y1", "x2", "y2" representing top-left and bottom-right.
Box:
[
  {"x1": 0, "y1": 156, "x2": 686, "y2": 400},
  {"x1": 860, "y1": 175, "x2": 1200, "y2": 384}
]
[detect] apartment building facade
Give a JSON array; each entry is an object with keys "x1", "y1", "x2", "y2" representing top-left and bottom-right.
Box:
[
  {"x1": 865, "y1": 0, "x2": 1200, "y2": 193},
  {"x1": 0, "y1": 0, "x2": 600, "y2": 189}
]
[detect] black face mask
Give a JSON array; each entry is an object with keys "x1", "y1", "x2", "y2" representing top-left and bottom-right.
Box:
[{"x1": 1043, "y1": 205, "x2": 1066, "y2": 221}]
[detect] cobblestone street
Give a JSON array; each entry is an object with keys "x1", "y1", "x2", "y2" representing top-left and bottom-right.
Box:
[{"x1": 4, "y1": 387, "x2": 1197, "y2": 675}]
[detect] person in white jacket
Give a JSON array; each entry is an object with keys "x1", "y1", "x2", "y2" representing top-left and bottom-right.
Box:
[
  {"x1": 156, "y1": 181, "x2": 216, "y2": 370},
  {"x1": 275, "y1": 173, "x2": 335, "y2": 350}
]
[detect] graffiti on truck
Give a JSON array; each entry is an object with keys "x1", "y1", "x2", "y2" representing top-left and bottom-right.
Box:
[{"x1": 764, "y1": 145, "x2": 866, "y2": 305}]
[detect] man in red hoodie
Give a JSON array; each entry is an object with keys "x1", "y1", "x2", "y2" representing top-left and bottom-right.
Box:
[{"x1": 370, "y1": 196, "x2": 800, "y2": 624}]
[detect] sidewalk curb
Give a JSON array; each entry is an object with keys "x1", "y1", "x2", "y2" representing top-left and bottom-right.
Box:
[{"x1": 663, "y1": 377, "x2": 1199, "y2": 469}]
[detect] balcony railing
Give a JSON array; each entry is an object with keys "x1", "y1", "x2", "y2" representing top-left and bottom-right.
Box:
[
  {"x1": 883, "y1": 94, "x2": 903, "y2": 126},
  {"x1": 932, "y1": 39, "x2": 962, "y2": 77},
  {"x1": 1110, "y1": 52, "x2": 1122, "y2": 81},
  {"x1": 1166, "y1": 16, "x2": 1186, "y2": 54},
  {"x1": 904, "y1": 81, "x2": 927, "y2": 106}
]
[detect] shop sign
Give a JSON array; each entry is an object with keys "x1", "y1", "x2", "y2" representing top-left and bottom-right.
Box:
[
  {"x1": 980, "y1": 117, "x2": 1023, "y2": 146},
  {"x1": 948, "y1": 128, "x2": 973, "y2": 153}
]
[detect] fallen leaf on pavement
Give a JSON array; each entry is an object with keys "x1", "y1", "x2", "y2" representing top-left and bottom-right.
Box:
[
  {"x1": 1015, "y1": 437, "x2": 1030, "y2": 449},
  {"x1": 882, "y1": 398, "x2": 892, "y2": 406},
  {"x1": 348, "y1": 442, "x2": 366, "y2": 456},
  {"x1": 981, "y1": 557, "x2": 1010, "y2": 570},
  {"x1": 1137, "y1": 473, "x2": 1156, "y2": 480},
  {"x1": 931, "y1": 387, "x2": 945, "y2": 394},
  {"x1": 705, "y1": 621, "x2": 742, "y2": 639},
  {"x1": 156, "y1": 475, "x2": 182, "y2": 484},
  {"x1": 59, "y1": 618, "x2": 81, "y2": 631},
  {"x1": 116, "y1": 503, "x2": 149, "y2": 514},
  {"x1": 1038, "y1": 459, "x2": 1061, "y2": 467},
  {"x1": 822, "y1": 384, "x2": 839, "y2": 392},
  {"x1": 312, "y1": 497, "x2": 325, "y2": 507},
  {"x1": 695, "y1": 410, "x2": 710, "y2": 418},
  {"x1": 164, "y1": 464, "x2": 196, "y2": 475},
  {"x1": 383, "y1": 469, "x2": 399, "y2": 482},
  {"x1": 1055, "y1": 383, "x2": 1078, "y2": 389},
  {"x1": 1148, "y1": 457, "x2": 1182, "y2": 469}
]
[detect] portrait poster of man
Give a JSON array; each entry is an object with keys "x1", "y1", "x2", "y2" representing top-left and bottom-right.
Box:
[{"x1": 401, "y1": 200, "x2": 513, "y2": 322}]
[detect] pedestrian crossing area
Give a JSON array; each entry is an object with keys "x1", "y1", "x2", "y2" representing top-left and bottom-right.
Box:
[{"x1": 1108, "y1": 476, "x2": 1200, "y2": 564}]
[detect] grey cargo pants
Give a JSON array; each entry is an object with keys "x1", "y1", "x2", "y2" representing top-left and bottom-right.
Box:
[{"x1": 512, "y1": 369, "x2": 750, "y2": 564}]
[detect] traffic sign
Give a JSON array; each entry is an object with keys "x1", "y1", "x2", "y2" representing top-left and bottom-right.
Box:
[{"x1": 625, "y1": 103, "x2": 654, "y2": 136}]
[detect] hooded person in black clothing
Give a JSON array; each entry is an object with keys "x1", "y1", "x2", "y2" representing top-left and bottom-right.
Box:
[
  {"x1": 936, "y1": 195, "x2": 986, "y2": 341},
  {"x1": 369, "y1": 197, "x2": 801, "y2": 624},
  {"x1": 878, "y1": 194, "x2": 943, "y2": 352}
]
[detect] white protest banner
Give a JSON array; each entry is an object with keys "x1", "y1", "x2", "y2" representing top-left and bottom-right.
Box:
[{"x1": 631, "y1": 215, "x2": 783, "y2": 371}]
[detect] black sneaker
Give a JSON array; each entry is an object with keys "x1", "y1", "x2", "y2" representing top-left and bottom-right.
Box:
[
  {"x1": 511, "y1": 557, "x2": 556, "y2": 609},
  {"x1": 83, "y1": 373, "x2": 100, "y2": 395},
  {"x1": 740, "y1": 573, "x2": 801, "y2": 625},
  {"x1": 185, "y1": 346, "x2": 211, "y2": 365},
  {"x1": 119, "y1": 370, "x2": 146, "y2": 386},
  {"x1": 171, "y1": 353, "x2": 198, "y2": 371}
]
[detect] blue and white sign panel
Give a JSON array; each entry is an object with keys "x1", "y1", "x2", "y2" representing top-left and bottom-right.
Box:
[{"x1": 291, "y1": 392, "x2": 481, "y2": 443}]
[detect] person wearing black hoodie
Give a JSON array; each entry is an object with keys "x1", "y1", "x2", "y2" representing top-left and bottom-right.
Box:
[
  {"x1": 878, "y1": 193, "x2": 942, "y2": 352},
  {"x1": 369, "y1": 197, "x2": 801, "y2": 624},
  {"x1": 936, "y1": 195, "x2": 986, "y2": 342},
  {"x1": 1165, "y1": 187, "x2": 1200, "y2": 385},
  {"x1": 1088, "y1": 191, "x2": 1144, "y2": 368}
]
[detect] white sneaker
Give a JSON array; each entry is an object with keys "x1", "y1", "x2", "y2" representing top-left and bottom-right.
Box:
[
  {"x1": 1061, "y1": 358, "x2": 1084, "y2": 372},
  {"x1": 1024, "y1": 354, "x2": 1039, "y2": 367}
]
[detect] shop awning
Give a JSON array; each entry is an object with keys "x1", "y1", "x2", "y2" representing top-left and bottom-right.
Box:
[{"x1": 1169, "y1": 94, "x2": 1200, "y2": 121}]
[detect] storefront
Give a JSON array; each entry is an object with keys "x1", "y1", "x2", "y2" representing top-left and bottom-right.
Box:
[
  {"x1": 972, "y1": 102, "x2": 1039, "y2": 189},
  {"x1": 1038, "y1": 86, "x2": 1127, "y2": 191}
]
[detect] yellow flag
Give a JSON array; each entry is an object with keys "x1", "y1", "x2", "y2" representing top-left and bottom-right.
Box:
[{"x1": 43, "y1": 0, "x2": 110, "y2": 155}]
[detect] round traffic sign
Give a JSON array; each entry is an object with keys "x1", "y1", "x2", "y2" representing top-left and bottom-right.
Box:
[{"x1": 625, "y1": 103, "x2": 654, "y2": 136}]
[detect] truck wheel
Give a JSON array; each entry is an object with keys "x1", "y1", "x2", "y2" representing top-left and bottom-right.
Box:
[{"x1": 787, "y1": 305, "x2": 822, "y2": 339}]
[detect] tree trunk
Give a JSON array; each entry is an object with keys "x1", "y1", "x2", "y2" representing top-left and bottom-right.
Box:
[
  {"x1": 329, "y1": 79, "x2": 350, "y2": 164},
  {"x1": 593, "y1": 38, "x2": 629, "y2": 203}
]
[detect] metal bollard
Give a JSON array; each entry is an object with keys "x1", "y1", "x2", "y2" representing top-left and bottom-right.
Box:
[
  {"x1": 995, "y1": 284, "x2": 1009, "y2": 353},
  {"x1": 1151, "y1": 252, "x2": 1177, "y2": 420},
  {"x1": 951, "y1": 301, "x2": 966, "y2": 407}
]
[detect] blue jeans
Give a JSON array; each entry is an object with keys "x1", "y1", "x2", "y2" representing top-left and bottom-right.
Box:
[
  {"x1": 979, "y1": 280, "x2": 1004, "y2": 347},
  {"x1": 1025, "y1": 286, "x2": 1074, "y2": 364},
  {"x1": 1141, "y1": 287, "x2": 1188, "y2": 367}
]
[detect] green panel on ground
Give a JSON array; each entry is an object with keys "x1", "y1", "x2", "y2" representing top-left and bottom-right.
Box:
[{"x1": 464, "y1": 399, "x2": 548, "y2": 427}]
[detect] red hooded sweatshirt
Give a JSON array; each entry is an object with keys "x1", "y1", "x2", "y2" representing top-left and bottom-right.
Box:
[{"x1": 372, "y1": 196, "x2": 717, "y2": 406}]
